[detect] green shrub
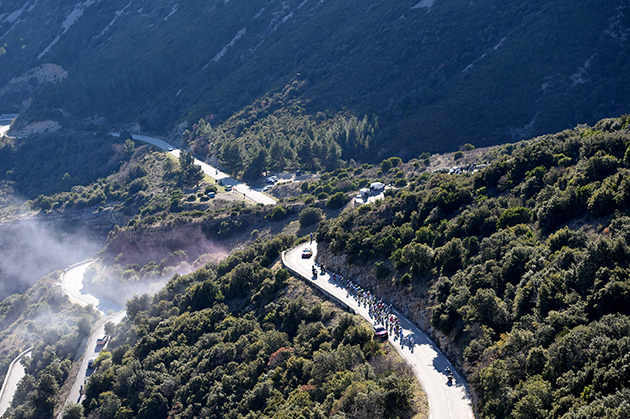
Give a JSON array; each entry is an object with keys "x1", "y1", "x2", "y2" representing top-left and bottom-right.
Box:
[
  {"x1": 454, "y1": 151, "x2": 464, "y2": 160},
  {"x1": 400, "y1": 273, "x2": 412, "y2": 285},
  {"x1": 381, "y1": 157, "x2": 402, "y2": 172},
  {"x1": 415, "y1": 226, "x2": 435, "y2": 244},
  {"x1": 374, "y1": 262, "x2": 390, "y2": 279},
  {"x1": 270, "y1": 205, "x2": 288, "y2": 221},
  {"x1": 497, "y1": 207, "x2": 532, "y2": 229},
  {"x1": 299, "y1": 207, "x2": 323, "y2": 227},
  {"x1": 128, "y1": 178, "x2": 148, "y2": 194},
  {"x1": 326, "y1": 192, "x2": 347, "y2": 209},
  {"x1": 40, "y1": 197, "x2": 52, "y2": 211},
  {"x1": 587, "y1": 187, "x2": 616, "y2": 217},
  {"x1": 558, "y1": 156, "x2": 572, "y2": 167},
  {"x1": 526, "y1": 166, "x2": 547, "y2": 180}
]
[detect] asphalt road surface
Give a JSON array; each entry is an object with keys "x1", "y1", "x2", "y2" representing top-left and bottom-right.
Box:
[
  {"x1": 283, "y1": 241, "x2": 474, "y2": 419},
  {"x1": 58, "y1": 262, "x2": 126, "y2": 416},
  {"x1": 60, "y1": 310, "x2": 125, "y2": 414},
  {"x1": 60, "y1": 261, "x2": 122, "y2": 314},
  {"x1": 0, "y1": 348, "x2": 32, "y2": 416},
  {"x1": 0, "y1": 123, "x2": 10, "y2": 137},
  {"x1": 112, "y1": 132, "x2": 277, "y2": 206},
  {"x1": 0, "y1": 260, "x2": 126, "y2": 417}
]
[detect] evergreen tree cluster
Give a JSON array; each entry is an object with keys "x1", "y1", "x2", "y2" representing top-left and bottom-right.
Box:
[
  {"x1": 184, "y1": 106, "x2": 379, "y2": 179},
  {"x1": 73, "y1": 236, "x2": 420, "y2": 419},
  {"x1": 317, "y1": 115, "x2": 630, "y2": 418}
]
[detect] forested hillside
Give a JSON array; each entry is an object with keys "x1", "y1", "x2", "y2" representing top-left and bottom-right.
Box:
[
  {"x1": 59, "y1": 237, "x2": 423, "y2": 419},
  {"x1": 4, "y1": 112, "x2": 630, "y2": 418},
  {"x1": 314, "y1": 115, "x2": 630, "y2": 418},
  {"x1": 0, "y1": 0, "x2": 628, "y2": 157},
  {"x1": 0, "y1": 270, "x2": 99, "y2": 419},
  {"x1": 1, "y1": 0, "x2": 630, "y2": 416}
]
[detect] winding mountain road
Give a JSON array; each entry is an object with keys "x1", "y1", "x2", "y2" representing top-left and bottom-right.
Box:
[
  {"x1": 112, "y1": 132, "x2": 277, "y2": 206},
  {"x1": 1, "y1": 238, "x2": 473, "y2": 418},
  {"x1": 0, "y1": 347, "x2": 32, "y2": 416},
  {"x1": 57, "y1": 262, "x2": 125, "y2": 416},
  {"x1": 283, "y1": 242, "x2": 474, "y2": 419},
  {"x1": 0, "y1": 261, "x2": 126, "y2": 417}
]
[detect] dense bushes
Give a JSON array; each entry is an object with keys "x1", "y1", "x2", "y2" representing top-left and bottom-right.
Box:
[
  {"x1": 326, "y1": 192, "x2": 347, "y2": 209},
  {"x1": 187, "y1": 113, "x2": 380, "y2": 178},
  {"x1": 0, "y1": 274, "x2": 99, "y2": 419},
  {"x1": 0, "y1": 132, "x2": 129, "y2": 200},
  {"x1": 75, "y1": 237, "x2": 421, "y2": 419},
  {"x1": 317, "y1": 115, "x2": 630, "y2": 418},
  {"x1": 299, "y1": 207, "x2": 323, "y2": 228}
]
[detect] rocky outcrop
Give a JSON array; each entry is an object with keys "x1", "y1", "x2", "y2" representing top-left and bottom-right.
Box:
[
  {"x1": 9, "y1": 120, "x2": 61, "y2": 137},
  {"x1": 0, "y1": 206, "x2": 125, "y2": 235}
]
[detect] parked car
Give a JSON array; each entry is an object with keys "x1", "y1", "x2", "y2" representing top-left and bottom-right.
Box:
[
  {"x1": 208, "y1": 192, "x2": 215, "y2": 198},
  {"x1": 263, "y1": 185, "x2": 272, "y2": 192},
  {"x1": 302, "y1": 248, "x2": 313, "y2": 258},
  {"x1": 96, "y1": 335, "x2": 109, "y2": 345},
  {"x1": 373, "y1": 325, "x2": 388, "y2": 339},
  {"x1": 225, "y1": 186, "x2": 232, "y2": 191},
  {"x1": 167, "y1": 147, "x2": 174, "y2": 151},
  {"x1": 87, "y1": 358, "x2": 96, "y2": 368}
]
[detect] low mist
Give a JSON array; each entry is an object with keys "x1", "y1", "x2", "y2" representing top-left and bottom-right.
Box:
[
  {"x1": 86, "y1": 235, "x2": 230, "y2": 306},
  {"x1": 0, "y1": 219, "x2": 103, "y2": 300}
]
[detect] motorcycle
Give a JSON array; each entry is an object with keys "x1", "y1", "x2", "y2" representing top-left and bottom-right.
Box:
[{"x1": 445, "y1": 367, "x2": 453, "y2": 385}]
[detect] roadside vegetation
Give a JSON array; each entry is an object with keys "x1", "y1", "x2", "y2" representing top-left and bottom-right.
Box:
[
  {"x1": 185, "y1": 105, "x2": 380, "y2": 180},
  {"x1": 0, "y1": 271, "x2": 99, "y2": 419},
  {"x1": 73, "y1": 236, "x2": 425, "y2": 419},
  {"x1": 3, "y1": 115, "x2": 630, "y2": 418},
  {"x1": 316, "y1": 115, "x2": 630, "y2": 418}
]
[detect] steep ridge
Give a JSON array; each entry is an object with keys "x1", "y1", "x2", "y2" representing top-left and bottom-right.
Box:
[{"x1": 0, "y1": 0, "x2": 628, "y2": 154}]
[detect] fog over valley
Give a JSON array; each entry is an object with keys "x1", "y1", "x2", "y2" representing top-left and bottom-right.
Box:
[{"x1": 0, "y1": 220, "x2": 102, "y2": 300}]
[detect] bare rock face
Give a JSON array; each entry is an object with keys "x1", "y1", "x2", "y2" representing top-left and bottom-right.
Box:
[
  {"x1": 15, "y1": 64, "x2": 68, "y2": 85},
  {"x1": 1, "y1": 63, "x2": 68, "y2": 93},
  {"x1": 9, "y1": 120, "x2": 61, "y2": 136},
  {"x1": 0, "y1": 64, "x2": 68, "y2": 121}
]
